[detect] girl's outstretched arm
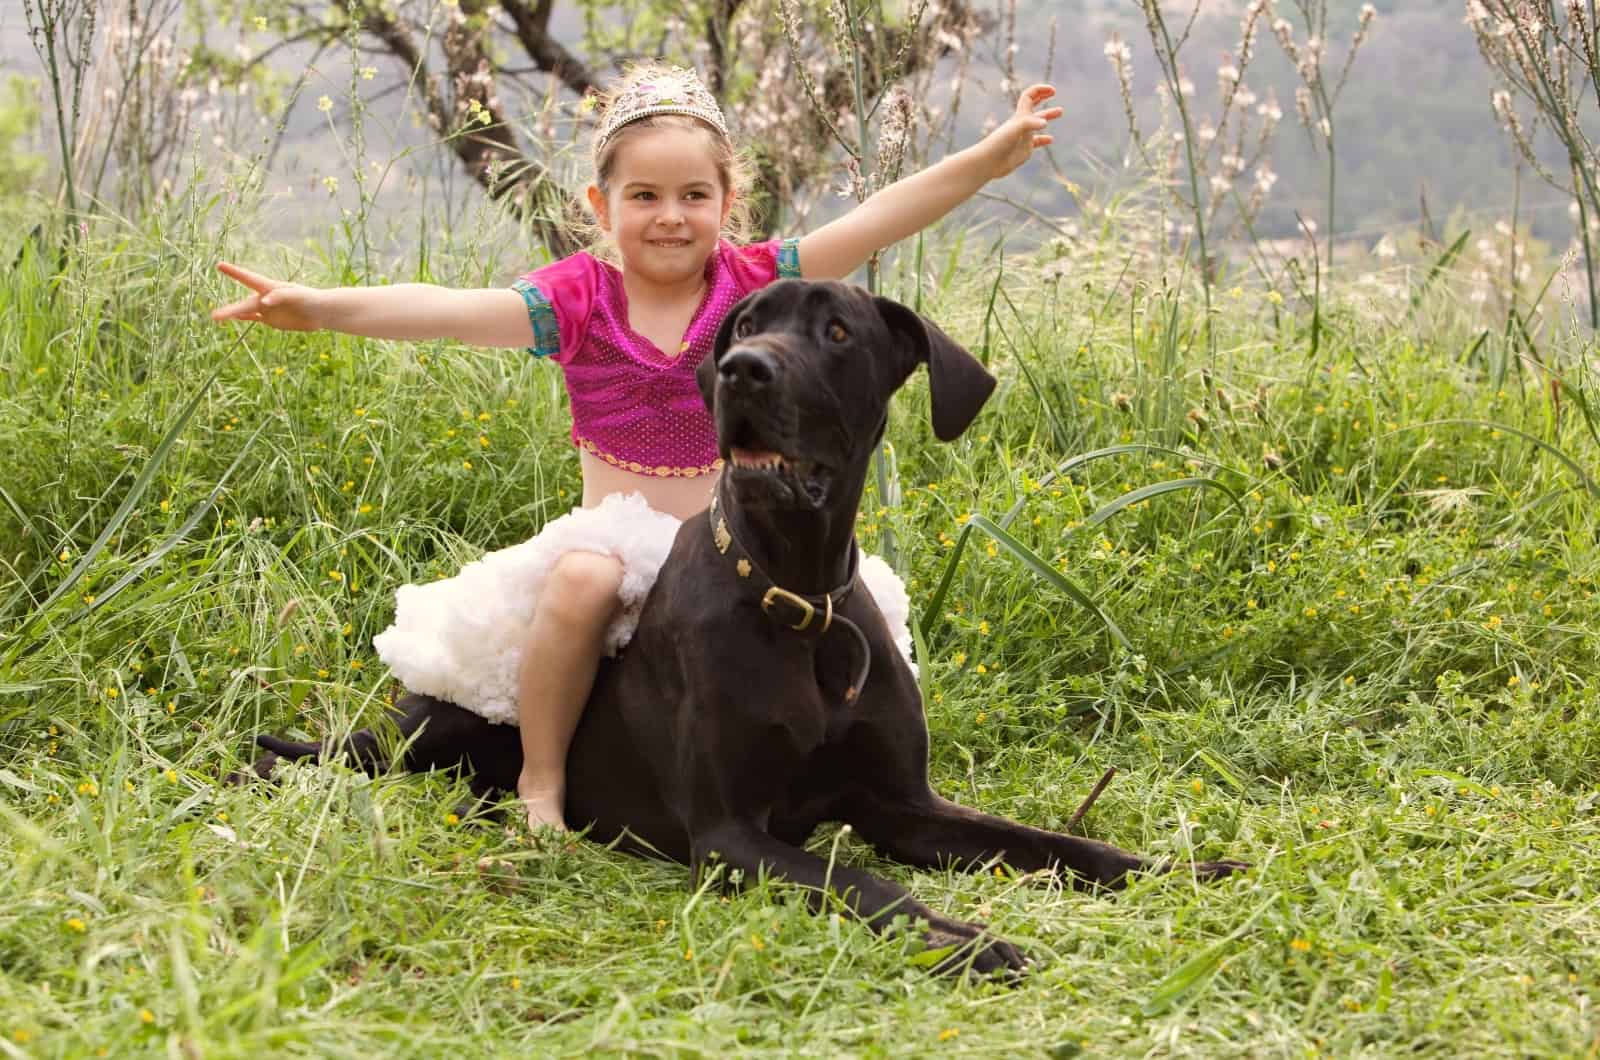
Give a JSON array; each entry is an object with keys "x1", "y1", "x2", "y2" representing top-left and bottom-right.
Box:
[
  {"x1": 210, "y1": 261, "x2": 533, "y2": 348},
  {"x1": 796, "y1": 84, "x2": 1063, "y2": 282}
]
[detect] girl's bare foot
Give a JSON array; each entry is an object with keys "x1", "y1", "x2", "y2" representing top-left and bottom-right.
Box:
[{"x1": 518, "y1": 773, "x2": 568, "y2": 832}]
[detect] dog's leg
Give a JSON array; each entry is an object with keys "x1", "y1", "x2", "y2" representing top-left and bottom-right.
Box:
[
  {"x1": 221, "y1": 750, "x2": 283, "y2": 786},
  {"x1": 254, "y1": 726, "x2": 389, "y2": 774},
  {"x1": 692, "y1": 820, "x2": 1027, "y2": 977},
  {"x1": 847, "y1": 793, "x2": 1247, "y2": 886},
  {"x1": 249, "y1": 694, "x2": 460, "y2": 778}
]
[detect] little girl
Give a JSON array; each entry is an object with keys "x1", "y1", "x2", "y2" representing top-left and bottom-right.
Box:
[{"x1": 213, "y1": 64, "x2": 1061, "y2": 831}]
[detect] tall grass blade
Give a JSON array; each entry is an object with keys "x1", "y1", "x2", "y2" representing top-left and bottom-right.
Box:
[
  {"x1": 5, "y1": 348, "x2": 236, "y2": 655},
  {"x1": 0, "y1": 483, "x2": 42, "y2": 551},
  {"x1": 998, "y1": 444, "x2": 1208, "y2": 530},
  {"x1": 53, "y1": 421, "x2": 268, "y2": 634},
  {"x1": 873, "y1": 440, "x2": 901, "y2": 574},
  {"x1": 0, "y1": 470, "x2": 135, "y2": 622},
  {"x1": 1141, "y1": 895, "x2": 1274, "y2": 1017},
  {"x1": 1065, "y1": 477, "x2": 1244, "y2": 536},
  {"x1": 1389, "y1": 419, "x2": 1597, "y2": 497},
  {"x1": 920, "y1": 520, "x2": 977, "y2": 642},
  {"x1": 921, "y1": 515, "x2": 1132, "y2": 656},
  {"x1": 1411, "y1": 229, "x2": 1471, "y2": 308}
]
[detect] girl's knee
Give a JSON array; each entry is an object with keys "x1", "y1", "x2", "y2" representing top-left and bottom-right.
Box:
[{"x1": 543, "y1": 551, "x2": 625, "y2": 626}]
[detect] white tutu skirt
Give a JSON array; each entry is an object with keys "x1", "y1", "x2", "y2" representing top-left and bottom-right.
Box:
[{"x1": 372, "y1": 492, "x2": 915, "y2": 726}]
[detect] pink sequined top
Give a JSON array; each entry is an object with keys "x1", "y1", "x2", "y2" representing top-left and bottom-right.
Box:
[{"x1": 512, "y1": 238, "x2": 801, "y2": 478}]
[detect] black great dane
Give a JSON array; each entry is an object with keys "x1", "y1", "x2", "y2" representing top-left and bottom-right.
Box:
[{"x1": 248, "y1": 280, "x2": 1245, "y2": 975}]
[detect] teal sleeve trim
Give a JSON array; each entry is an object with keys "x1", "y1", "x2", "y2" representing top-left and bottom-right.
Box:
[
  {"x1": 512, "y1": 278, "x2": 560, "y2": 358},
  {"x1": 777, "y1": 236, "x2": 802, "y2": 280}
]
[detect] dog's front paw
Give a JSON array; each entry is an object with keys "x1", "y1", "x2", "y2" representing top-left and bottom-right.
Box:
[
  {"x1": 220, "y1": 752, "x2": 281, "y2": 787},
  {"x1": 1192, "y1": 858, "x2": 1250, "y2": 881},
  {"x1": 920, "y1": 916, "x2": 1029, "y2": 980},
  {"x1": 1078, "y1": 848, "x2": 1153, "y2": 889},
  {"x1": 1146, "y1": 856, "x2": 1251, "y2": 883}
]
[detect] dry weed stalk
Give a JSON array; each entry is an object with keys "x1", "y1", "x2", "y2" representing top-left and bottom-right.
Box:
[
  {"x1": 1266, "y1": 0, "x2": 1377, "y2": 279},
  {"x1": 21, "y1": 0, "x2": 98, "y2": 220},
  {"x1": 1468, "y1": 0, "x2": 1600, "y2": 327},
  {"x1": 1115, "y1": 0, "x2": 1281, "y2": 355}
]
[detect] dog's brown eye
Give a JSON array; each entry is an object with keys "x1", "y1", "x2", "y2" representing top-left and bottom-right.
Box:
[
  {"x1": 827, "y1": 322, "x2": 849, "y2": 343},
  {"x1": 735, "y1": 317, "x2": 754, "y2": 340}
]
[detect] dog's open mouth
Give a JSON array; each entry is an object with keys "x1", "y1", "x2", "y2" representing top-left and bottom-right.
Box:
[{"x1": 726, "y1": 445, "x2": 830, "y2": 507}]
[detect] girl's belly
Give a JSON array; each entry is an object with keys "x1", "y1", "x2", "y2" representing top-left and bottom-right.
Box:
[{"x1": 578, "y1": 449, "x2": 719, "y2": 521}]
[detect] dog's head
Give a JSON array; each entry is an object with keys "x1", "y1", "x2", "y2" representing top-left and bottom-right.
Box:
[{"x1": 697, "y1": 280, "x2": 996, "y2": 512}]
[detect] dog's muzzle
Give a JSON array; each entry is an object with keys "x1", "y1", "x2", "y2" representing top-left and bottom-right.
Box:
[
  {"x1": 716, "y1": 343, "x2": 834, "y2": 509},
  {"x1": 718, "y1": 346, "x2": 777, "y2": 390}
]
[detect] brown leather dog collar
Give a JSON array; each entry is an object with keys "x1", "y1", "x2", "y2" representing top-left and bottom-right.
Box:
[{"x1": 709, "y1": 475, "x2": 872, "y2": 704}]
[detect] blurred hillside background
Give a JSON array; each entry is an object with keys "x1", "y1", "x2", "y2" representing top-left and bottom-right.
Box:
[{"x1": 0, "y1": 0, "x2": 1570, "y2": 257}]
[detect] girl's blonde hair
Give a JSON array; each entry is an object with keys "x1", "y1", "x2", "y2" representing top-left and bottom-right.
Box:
[{"x1": 575, "y1": 63, "x2": 757, "y2": 255}]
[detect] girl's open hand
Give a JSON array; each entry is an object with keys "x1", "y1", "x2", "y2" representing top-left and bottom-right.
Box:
[
  {"x1": 979, "y1": 84, "x2": 1063, "y2": 181},
  {"x1": 211, "y1": 262, "x2": 324, "y2": 332}
]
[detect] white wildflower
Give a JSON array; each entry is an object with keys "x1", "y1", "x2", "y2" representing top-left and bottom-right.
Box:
[{"x1": 1296, "y1": 85, "x2": 1314, "y2": 126}]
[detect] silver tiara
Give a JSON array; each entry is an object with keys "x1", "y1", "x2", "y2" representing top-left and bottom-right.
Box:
[{"x1": 595, "y1": 66, "x2": 729, "y2": 152}]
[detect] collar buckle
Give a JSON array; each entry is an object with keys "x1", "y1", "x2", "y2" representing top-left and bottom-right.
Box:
[{"x1": 761, "y1": 585, "x2": 832, "y2": 633}]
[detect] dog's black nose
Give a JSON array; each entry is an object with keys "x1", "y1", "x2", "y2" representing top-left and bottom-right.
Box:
[{"x1": 719, "y1": 346, "x2": 776, "y2": 388}]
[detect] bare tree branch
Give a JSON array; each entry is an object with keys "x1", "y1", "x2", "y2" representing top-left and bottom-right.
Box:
[
  {"x1": 705, "y1": 0, "x2": 746, "y2": 98},
  {"x1": 497, "y1": 0, "x2": 601, "y2": 97},
  {"x1": 362, "y1": 2, "x2": 579, "y2": 256}
]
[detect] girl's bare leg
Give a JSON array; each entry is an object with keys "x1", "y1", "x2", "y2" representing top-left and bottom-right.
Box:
[{"x1": 515, "y1": 550, "x2": 624, "y2": 831}]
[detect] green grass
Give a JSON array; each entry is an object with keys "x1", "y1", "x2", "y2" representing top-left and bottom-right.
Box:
[{"x1": 2, "y1": 195, "x2": 1598, "y2": 1057}]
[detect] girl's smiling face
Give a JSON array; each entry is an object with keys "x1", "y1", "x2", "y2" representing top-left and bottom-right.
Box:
[{"x1": 588, "y1": 124, "x2": 733, "y2": 288}]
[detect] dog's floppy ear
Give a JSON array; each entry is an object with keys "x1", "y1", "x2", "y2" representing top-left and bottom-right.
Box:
[
  {"x1": 874, "y1": 296, "x2": 996, "y2": 441},
  {"x1": 698, "y1": 292, "x2": 750, "y2": 412}
]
